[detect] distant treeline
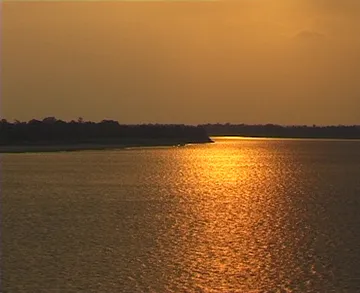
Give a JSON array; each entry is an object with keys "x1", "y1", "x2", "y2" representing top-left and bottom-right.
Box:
[
  {"x1": 201, "y1": 123, "x2": 360, "y2": 139},
  {"x1": 0, "y1": 118, "x2": 211, "y2": 145}
]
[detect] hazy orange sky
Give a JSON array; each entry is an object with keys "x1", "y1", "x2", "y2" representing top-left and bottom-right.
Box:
[{"x1": 2, "y1": 1, "x2": 360, "y2": 125}]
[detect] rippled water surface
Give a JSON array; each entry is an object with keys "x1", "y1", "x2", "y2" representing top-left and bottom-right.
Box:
[{"x1": 2, "y1": 137, "x2": 360, "y2": 292}]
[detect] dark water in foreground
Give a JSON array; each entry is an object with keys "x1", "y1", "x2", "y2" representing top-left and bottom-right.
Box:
[{"x1": 2, "y1": 137, "x2": 360, "y2": 292}]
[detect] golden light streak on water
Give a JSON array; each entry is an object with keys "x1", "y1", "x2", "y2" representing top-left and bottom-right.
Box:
[{"x1": 2, "y1": 137, "x2": 360, "y2": 292}]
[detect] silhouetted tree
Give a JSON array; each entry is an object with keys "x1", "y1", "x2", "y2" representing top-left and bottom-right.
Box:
[
  {"x1": 43, "y1": 117, "x2": 57, "y2": 124},
  {"x1": 201, "y1": 123, "x2": 360, "y2": 139},
  {"x1": 0, "y1": 117, "x2": 212, "y2": 145}
]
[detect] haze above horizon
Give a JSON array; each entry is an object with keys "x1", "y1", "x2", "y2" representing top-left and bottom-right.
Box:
[{"x1": 2, "y1": 1, "x2": 360, "y2": 125}]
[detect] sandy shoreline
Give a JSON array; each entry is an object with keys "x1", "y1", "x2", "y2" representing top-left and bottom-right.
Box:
[{"x1": 0, "y1": 140, "x2": 213, "y2": 154}]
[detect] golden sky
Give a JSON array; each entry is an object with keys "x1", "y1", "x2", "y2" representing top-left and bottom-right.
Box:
[{"x1": 2, "y1": 1, "x2": 360, "y2": 125}]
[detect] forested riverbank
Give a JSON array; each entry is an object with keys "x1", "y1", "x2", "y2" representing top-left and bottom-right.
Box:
[{"x1": 0, "y1": 118, "x2": 212, "y2": 153}]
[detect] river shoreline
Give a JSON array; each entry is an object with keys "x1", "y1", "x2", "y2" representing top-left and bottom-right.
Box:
[{"x1": 0, "y1": 139, "x2": 213, "y2": 154}]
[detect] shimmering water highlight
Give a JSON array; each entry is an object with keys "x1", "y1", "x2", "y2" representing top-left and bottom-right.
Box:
[{"x1": 2, "y1": 137, "x2": 360, "y2": 292}]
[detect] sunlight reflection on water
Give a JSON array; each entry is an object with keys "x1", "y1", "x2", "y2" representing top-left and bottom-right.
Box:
[{"x1": 2, "y1": 137, "x2": 360, "y2": 292}]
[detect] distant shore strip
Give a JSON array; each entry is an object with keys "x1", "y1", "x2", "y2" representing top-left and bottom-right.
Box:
[{"x1": 0, "y1": 140, "x2": 213, "y2": 154}]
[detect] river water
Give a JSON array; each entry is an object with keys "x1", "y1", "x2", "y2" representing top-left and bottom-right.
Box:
[{"x1": 2, "y1": 137, "x2": 360, "y2": 292}]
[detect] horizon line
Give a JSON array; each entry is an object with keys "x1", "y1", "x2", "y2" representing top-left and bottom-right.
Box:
[{"x1": 2, "y1": 118, "x2": 360, "y2": 127}]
